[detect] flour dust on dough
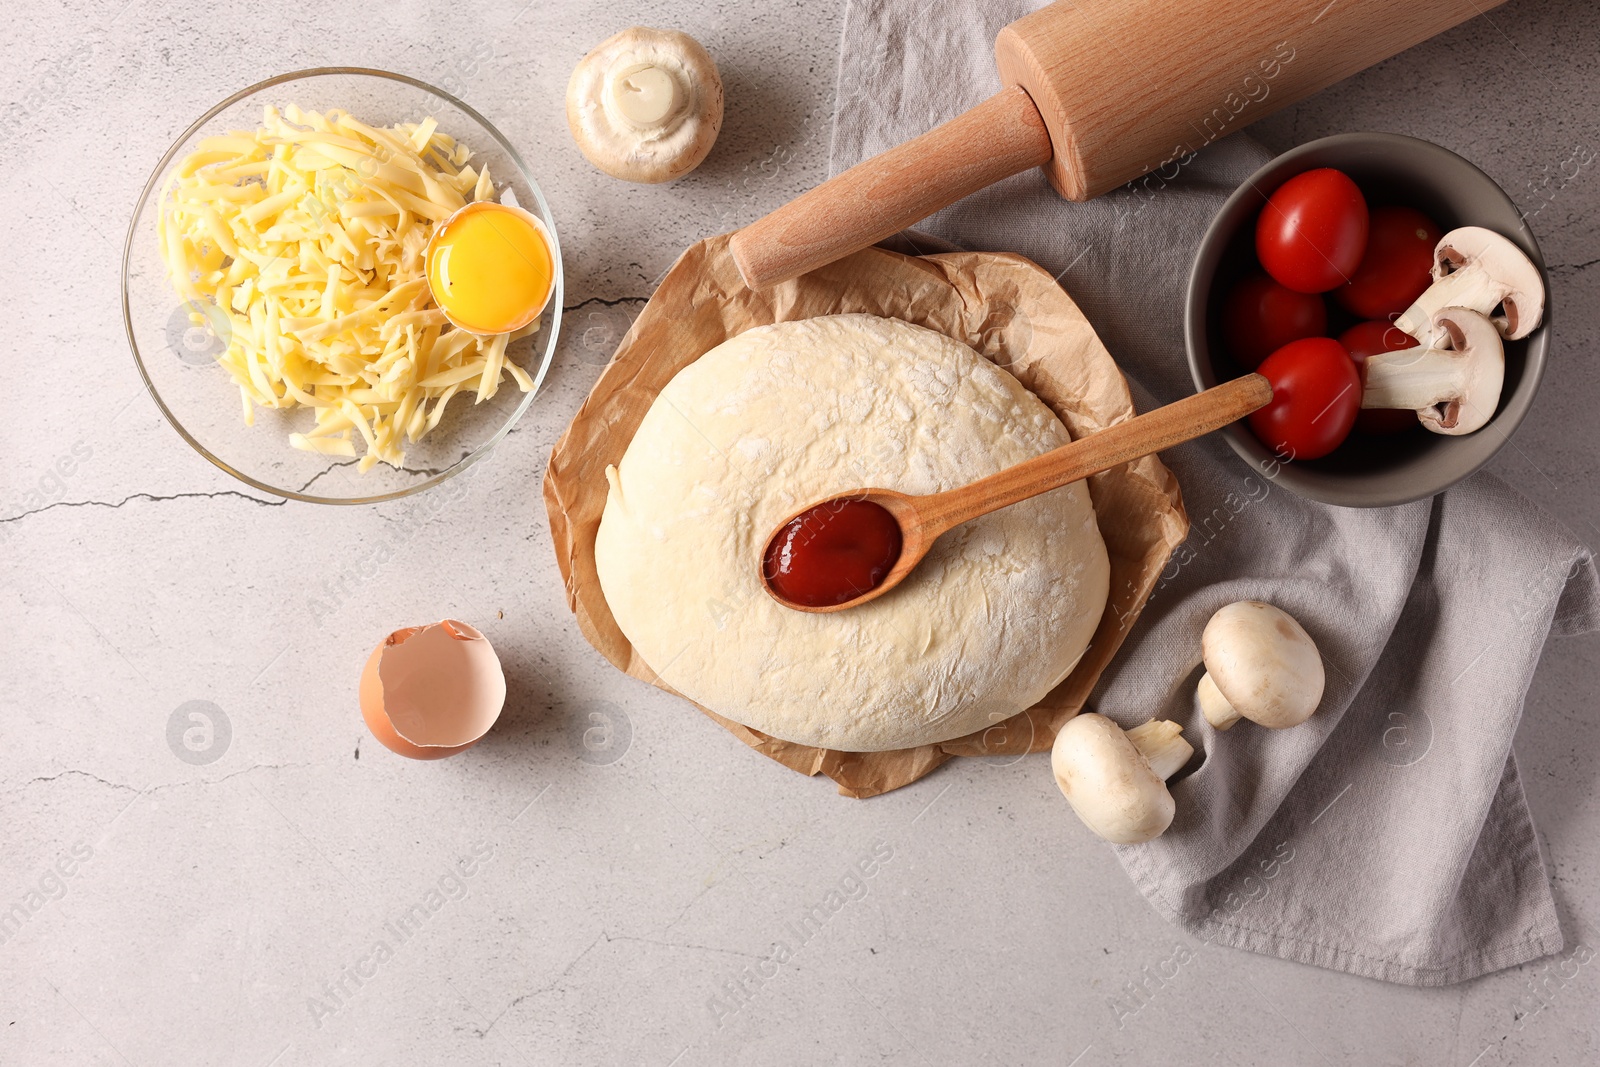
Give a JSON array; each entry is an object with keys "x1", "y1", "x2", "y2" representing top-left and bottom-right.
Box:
[{"x1": 594, "y1": 314, "x2": 1110, "y2": 752}]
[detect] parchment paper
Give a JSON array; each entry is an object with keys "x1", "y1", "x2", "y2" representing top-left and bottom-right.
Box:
[{"x1": 543, "y1": 232, "x2": 1188, "y2": 797}]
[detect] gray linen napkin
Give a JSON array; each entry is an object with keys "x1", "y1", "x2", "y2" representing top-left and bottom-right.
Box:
[{"x1": 831, "y1": 0, "x2": 1600, "y2": 984}]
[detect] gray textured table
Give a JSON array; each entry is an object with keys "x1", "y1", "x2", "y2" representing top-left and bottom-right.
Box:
[{"x1": 3, "y1": 1, "x2": 1596, "y2": 1064}]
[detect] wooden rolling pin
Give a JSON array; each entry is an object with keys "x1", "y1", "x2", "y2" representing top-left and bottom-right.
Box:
[{"x1": 729, "y1": 0, "x2": 1499, "y2": 290}]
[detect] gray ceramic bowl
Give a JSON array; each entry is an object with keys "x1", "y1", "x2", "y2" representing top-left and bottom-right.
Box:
[{"x1": 1185, "y1": 133, "x2": 1550, "y2": 508}]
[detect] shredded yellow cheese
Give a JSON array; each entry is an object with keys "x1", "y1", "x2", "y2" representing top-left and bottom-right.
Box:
[{"x1": 158, "y1": 105, "x2": 537, "y2": 471}]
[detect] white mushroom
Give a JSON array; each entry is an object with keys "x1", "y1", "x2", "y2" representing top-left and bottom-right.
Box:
[
  {"x1": 1394, "y1": 226, "x2": 1544, "y2": 344},
  {"x1": 1361, "y1": 307, "x2": 1504, "y2": 435},
  {"x1": 566, "y1": 27, "x2": 724, "y2": 184},
  {"x1": 1051, "y1": 714, "x2": 1194, "y2": 844},
  {"x1": 1198, "y1": 601, "x2": 1324, "y2": 731}
]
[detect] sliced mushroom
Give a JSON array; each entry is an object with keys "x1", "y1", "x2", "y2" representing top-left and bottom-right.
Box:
[
  {"x1": 1394, "y1": 226, "x2": 1544, "y2": 343},
  {"x1": 1051, "y1": 713, "x2": 1194, "y2": 844},
  {"x1": 1361, "y1": 307, "x2": 1504, "y2": 435},
  {"x1": 566, "y1": 27, "x2": 724, "y2": 184},
  {"x1": 1198, "y1": 601, "x2": 1324, "y2": 731}
]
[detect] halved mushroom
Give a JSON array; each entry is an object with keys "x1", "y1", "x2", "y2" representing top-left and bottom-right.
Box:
[
  {"x1": 1394, "y1": 226, "x2": 1544, "y2": 343},
  {"x1": 566, "y1": 27, "x2": 724, "y2": 184},
  {"x1": 1051, "y1": 714, "x2": 1194, "y2": 844},
  {"x1": 1198, "y1": 601, "x2": 1324, "y2": 731},
  {"x1": 1361, "y1": 307, "x2": 1504, "y2": 435}
]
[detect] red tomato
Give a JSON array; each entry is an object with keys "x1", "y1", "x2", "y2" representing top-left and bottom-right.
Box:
[
  {"x1": 1336, "y1": 206, "x2": 1442, "y2": 318},
  {"x1": 1249, "y1": 337, "x2": 1361, "y2": 461},
  {"x1": 1255, "y1": 168, "x2": 1369, "y2": 294},
  {"x1": 1221, "y1": 273, "x2": 1329, "y2": 370},
  {"x1": 1338, "y1": 320, "x2": 1421, "y2": 435}
]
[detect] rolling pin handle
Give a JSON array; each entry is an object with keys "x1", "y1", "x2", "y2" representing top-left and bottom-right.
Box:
[{"x1": 728, "y1": 86, "x2": 1053, "y2": 290}]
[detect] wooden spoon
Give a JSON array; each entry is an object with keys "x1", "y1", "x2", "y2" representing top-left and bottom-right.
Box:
[{"x1": 760, "y1": 373, "x2": 1272, "y2": 613}]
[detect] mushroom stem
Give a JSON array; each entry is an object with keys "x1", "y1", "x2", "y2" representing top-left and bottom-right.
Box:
[
  {"x1": 1394, "y1": 265, "x2": 1501, "y2": 340},
  {"x1": 1196, "y1": 671, "x2": 1242, "y2": 730},
  {"x1": 606, "y1": 63, "x2": 686, "y2": 130},
  {"x1": 1124, "y1": 719, "x2": 1194, "y2": 779},
  {"x1": 1361, "y1": 346, "x2": 1473, "y2": 409},
  {"x1": 1360, "y1": 308, "x2": 1503, "y2": 435}
]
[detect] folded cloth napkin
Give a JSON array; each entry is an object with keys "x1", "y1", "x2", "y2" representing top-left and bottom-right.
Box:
[{"x1": 830, "y1": 0, "x2": 1600, "y2": 985}]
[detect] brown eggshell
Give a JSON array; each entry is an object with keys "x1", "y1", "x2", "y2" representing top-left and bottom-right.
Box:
[{"x1": 358, "y1": 620, "x2": 506, "y2": 760}]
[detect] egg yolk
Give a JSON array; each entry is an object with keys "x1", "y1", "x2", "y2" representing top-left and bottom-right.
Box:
[{"x1": 425, "y1": 202, "x2": 553, "y2": 334}]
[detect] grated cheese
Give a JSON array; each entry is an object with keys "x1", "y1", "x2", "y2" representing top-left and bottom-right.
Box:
[{"x1": 158, "y1": 105, "x2": 539, "y2": 472}]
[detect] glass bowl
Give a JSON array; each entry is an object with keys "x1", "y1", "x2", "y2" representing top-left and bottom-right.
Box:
[{"x1": 122, "y1": 68, "x2": 563, "y2": 504}]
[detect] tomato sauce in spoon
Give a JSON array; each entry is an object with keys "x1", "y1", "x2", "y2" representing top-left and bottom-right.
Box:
[{"x1": 762, "y1": 499, "x2": 903, "y2": 608}]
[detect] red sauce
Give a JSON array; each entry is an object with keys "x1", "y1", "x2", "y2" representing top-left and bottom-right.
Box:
[{"x1": 762, "y1": 499, "x2": 903, "y2": 608}]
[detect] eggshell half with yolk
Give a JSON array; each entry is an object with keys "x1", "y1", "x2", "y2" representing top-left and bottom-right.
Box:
[{"x1": 358, "y1": 620, "x2": 506, "y2": 760}]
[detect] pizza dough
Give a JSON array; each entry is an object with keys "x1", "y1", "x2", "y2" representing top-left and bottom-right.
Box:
[{"x1": 593, "y1": 314, "x2": 1110, "y2": 752}]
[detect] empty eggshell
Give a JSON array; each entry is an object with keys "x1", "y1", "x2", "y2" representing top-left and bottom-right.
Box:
[{"x1": 359, "y1": 620, "x2": 506, "y2": 760}]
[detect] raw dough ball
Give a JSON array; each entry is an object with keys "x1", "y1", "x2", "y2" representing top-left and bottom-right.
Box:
[{"x1": 594, "y1": 314, "x2": 1109, "y2": 752}]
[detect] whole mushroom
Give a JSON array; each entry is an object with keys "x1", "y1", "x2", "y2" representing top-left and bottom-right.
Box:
[
  {"x1": 1394, "y1": 226, "x2": 1545, "y2": 344},
  {"x1": 1361, "y1": 306, "x2": 1504, "y2": 435},
  {"x1": 1197, "y1": 601, "x2": 1324, "y2": 731},
  {"x1": 1051, "y1": 714, "x2": 1194, "y2": 844},
  {"x1": 567, "y1": 27, "x2": 724, "y2": 184}
]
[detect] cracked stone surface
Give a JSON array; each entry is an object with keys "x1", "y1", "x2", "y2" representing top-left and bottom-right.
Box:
[{"x1": 2, "y1": 0, "x2": 1598, "y2": 1064}]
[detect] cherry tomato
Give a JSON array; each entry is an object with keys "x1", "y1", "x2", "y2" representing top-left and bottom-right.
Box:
[
  {"x1": 1338, "y1": 320, "x2": 1421, "y2": 436},
  {"x1": 1255, "y1": 168, "x2": 1369, "y2": 294},
  {"x1": 1249, "y1": 337, "x2": 1361, "y2": 461},
  {"x1": 1221, "y1": 272, "x2": 1329, "y2": 370},
  {"x1": 1336, "y1": 206, "x2": 1442, "y2": 318}
]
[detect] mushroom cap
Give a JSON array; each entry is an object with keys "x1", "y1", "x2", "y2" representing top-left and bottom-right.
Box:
[
  {"x1": 1421, "y1": 307, "x2": 1504, "y2": 435},
  {"x1": 1434, "y1": 226, "x2": 1545, "y2": 340},
  {"x1": 1200, "y1": 601, "x2": 1324, "y2": 729},
  {"x1": 1051, "y1": 713, "x2": 1175, "y2": 844},
  {"x1": 566, "y1": 27, "x2": 724, "y2": 184}
]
